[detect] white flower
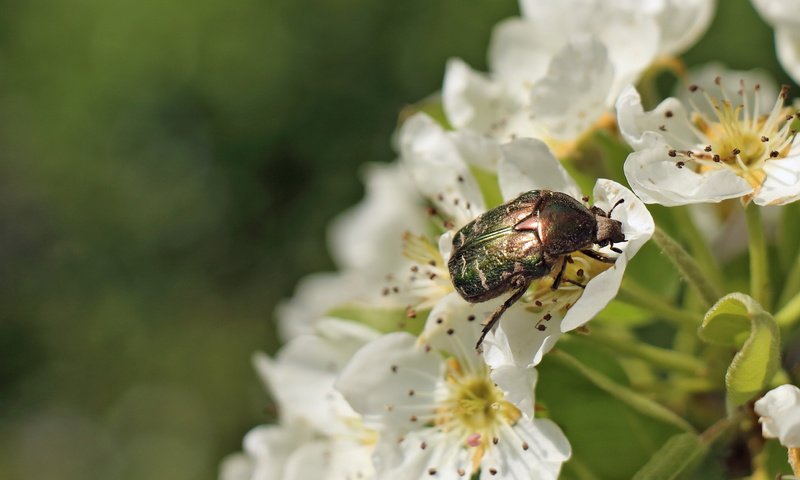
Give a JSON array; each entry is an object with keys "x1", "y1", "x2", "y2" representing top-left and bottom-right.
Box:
[
  {"x1": 645, "y1": 0, "x2": 717, "y2": 59},
  {"x1": 219, "y1": 424, "x2": 312, "y2": 480},
  {"x1": 752, "y1": 0, "x2": 800, "y2": 84},
  {"x1": 445, "y1": 35, "x2": 618, "y2": 150},
  {"x1": 755, "y1": 384, "x2": 800, "y2": 448},
  {"x1": 275, "y1": 162, "x2": 428, "y2": 340},
  {"x1": 442, "y1": 0, "x2": 714, "y2": 150},
  {"x1": 618, "y1": 71, "x2": 800, "y2": 206},
  {"x1": 335, "y1": 311, "x2": 571, "y2": 479},
  {"x1": 399, "y1": 111, "x2": 654, "y2": 404},
  {"x1": 222, "y1": 319, "x2": 379, "y2": 480}
]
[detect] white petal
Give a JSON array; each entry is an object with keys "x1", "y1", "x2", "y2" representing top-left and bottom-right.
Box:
[
  {"x1": 282, "y1": 439, "x2": 375, "y2": 480},
  {"x1": 253, "y1": 320, "x2": 378, "y2": 435},
  {"x1": 218, "y1": 453, "x2": 253, "y2": 480},
  {"x1": 530, "y1": 36, "x2": 615, "y2": 141},
  {"x1": 274, "y1": 271, "x2": 363, "y2": 341},
  {"x1": 498, "y1": 138, "x2": 581, "y2": 201},
  {"x1": 398, "y1": 113, "x2": 486, "y2": 227},
  {"x1": 588, "y1": 8, "x2": 660, "y2": 90},
  {"x1": 438, "y1": 231, "x2": 454, "y2": 264},
  {"x1": 443, "y1": 57, "x2": 518, "y2": 135},
  {"x1": 452, "y1": 129, "x2": 504, "y2": 172},
  {"x1": 242, "y1": 424, "x2": 309, "y2": 480},
  {"x1": 479, "y1": 418, "x2": 570, "y2": 480},
  {"x1": 756, "y1": 140, "x2": 800, "y2": 205},
  {"x1": 752, "y1": 0, "x2": 800, "y2": 26},
  {"x1": 487, "y1": 363, "x2": 540, "y2": 419},
  {"x1": 419, "y1": 293, "x2": 490, "y2": 371},
  {"x1": 329, "y1": 162, "x2": 426, "y2": 273},
  {"x1": 623, "y1": 143, "x2": 754, "y2": 205},
  {"x1": 776, "y1": 27, "x2": 800, "y2": 86},
  {"x1": 335, "y1": 332, "x2": 442, "y2": 431},
  {"x1": 755, "y1": 384, "x2": 800, "y2": 447},
  {"x1": 374, "y1": 429, "x2": 474, "y2": 480},
  {"x1": 616, "y1": 86, "x2": 700, "y2": 151},
  {"x1": 654, "y1": 0, "x2": 716, "y2": 57},
  {"x1": 483, "y1": 302, "x2": 562, "y2": 371},
  {"x1": 488, "y1": 18, "x2": 564, "y2": 94}
]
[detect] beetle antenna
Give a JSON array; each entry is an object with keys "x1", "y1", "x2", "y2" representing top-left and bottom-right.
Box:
[{"x1": 608, "y1": 198, "x2": 625, "y2": 217}]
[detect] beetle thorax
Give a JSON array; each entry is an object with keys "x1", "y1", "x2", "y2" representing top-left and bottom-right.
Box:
[{"x1": 595, "y1": 215, "x2": 625, "y2": 247}]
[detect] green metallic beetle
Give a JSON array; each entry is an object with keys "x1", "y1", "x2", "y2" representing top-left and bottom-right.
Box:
[{"x1": 447, "y1": 190, "x2": 626, "y2": 348}]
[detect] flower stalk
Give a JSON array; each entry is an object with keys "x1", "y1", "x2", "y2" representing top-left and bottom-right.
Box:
[
  {"x1": 745, "y1": 203, "x2": 771, "y2": 309},
  {"x1": 652, "y1": 226, "x2": 722, "y2": 308}
]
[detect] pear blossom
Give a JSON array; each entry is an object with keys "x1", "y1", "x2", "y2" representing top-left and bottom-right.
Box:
[
  {"x1": 221, "y1": 319, "x2": 379, "y2": 480},
  {"x1": 618, "y1": 71, "x2": 800, "y2": 206},
  {"x1": 399, "y1": 111, "x2": 654, "y2": 390},
  {"x1": 751, "y1": 0, "x2": 800, "y2": 84},
  {"x1": 335, "y1": 311, "x2": 571, "y2": 479},
  {"x1": 755, "y1": 384, "x2": 800, "y2": 448},
  {"x1": 443, "y1": 0, "x2": 714, "y2": 150},
  {"x1": 675, "y1": 65, "x2": 784, "y2": 260}
]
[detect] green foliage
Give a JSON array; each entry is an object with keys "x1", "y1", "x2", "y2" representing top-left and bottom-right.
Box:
[
  {"x1": 632, "y1": 433, "x2": 707, "y2": 480},
  {"x1": 699, "y1": 293, "x2": 781, "y2": 410},
  {"x1": 538, "y1": 343, "x2": 684, "y2": 479}
]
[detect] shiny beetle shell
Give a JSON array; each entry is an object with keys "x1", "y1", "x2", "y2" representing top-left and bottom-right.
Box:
[{"x1": 447, "y1": 190, "x2": 626, "y2": 348}]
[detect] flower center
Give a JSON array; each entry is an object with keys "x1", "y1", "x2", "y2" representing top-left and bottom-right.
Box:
[
  {"x1": 381, "y1": 232, "x2": 453, "y2": 318},
  {"x1": 436, "y1": 358, "x2": 521, "y2": 468},
  {"x1": 668, "y1": 79, "x2": 798, "y2": 195},
  {"x1": 524, "y1": 252, "x2": 613, "y2": 331}
]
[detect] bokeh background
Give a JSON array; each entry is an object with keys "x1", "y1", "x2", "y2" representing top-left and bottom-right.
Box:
[{"x1": 0, "y1": 1, "x2": 791, "y2": 479}]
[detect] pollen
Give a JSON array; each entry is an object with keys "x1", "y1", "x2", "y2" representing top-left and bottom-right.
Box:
[
  {"x1": 670, "y1": 80, "x2": 798, "y2": 199},
  {"x1": 399, "y1": 232, "x2": 453, "y2": 311},
  {"x1": 434, "y1": 358, "x2": 522, "y2": 469}
]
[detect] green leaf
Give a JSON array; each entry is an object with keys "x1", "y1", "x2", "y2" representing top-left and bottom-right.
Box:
[
  {"x1": 327, "y1": 302, "x2": 427, "y2": 335},
  {"x1": 594, "y1": 300, "x2": 653, "y2": 327},
  {"x1": 538, "y1": 344, "x2": 683, "y2": 479},
  {"x1": 698, "y1": 292, "x2": 781, "y2": 410},
  {"x1": 632, "y1": 433, "x2": 707, "y2": 480},
  {"x1": 550, "y1": 350, "x2": 694, "y2": 433}
]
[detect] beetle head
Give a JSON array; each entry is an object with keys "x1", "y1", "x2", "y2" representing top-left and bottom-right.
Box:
[
  {"x1": 595, "y1": 215, "x2": 625, "y2": 249},
  {"x1": 594, "y1": 198, "x2": 626, "y2": 252}
]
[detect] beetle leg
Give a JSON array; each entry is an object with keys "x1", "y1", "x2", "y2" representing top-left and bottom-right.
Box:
[
  {"x1": 476, "y1": 277, "x2": 530, "y2": 350},
  {"x1": 564, "y1": 279, "x2": 586, "y2": 289},
  {"x1": 551, "y1": 256, "x2": 567, "y2": 290},
  {"x1": 581, "y1": 249, "x2": 616, "y2": 263}
]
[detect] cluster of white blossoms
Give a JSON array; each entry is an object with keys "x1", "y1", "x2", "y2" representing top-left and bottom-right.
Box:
[{"x1": 223, "y1": 0, "x2": 800, "y2": 478}]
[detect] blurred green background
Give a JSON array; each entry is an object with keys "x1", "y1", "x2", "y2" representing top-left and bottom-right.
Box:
[{"x1": 0, "y1": 1, "x2": 789, "y2": 479}]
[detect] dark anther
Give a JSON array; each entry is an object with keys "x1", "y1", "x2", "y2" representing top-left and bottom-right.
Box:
[
  {"x1": 761, "y1": 136, "x2": 770, "y2": 142},
  {"x1": 668, "y1": 149, "x2": 677, "y2": 157}
]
